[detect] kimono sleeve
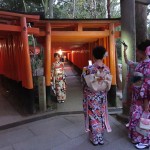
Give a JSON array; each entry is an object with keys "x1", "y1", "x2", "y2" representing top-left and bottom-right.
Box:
[{"x1": 81, "y1": 67, "x2": 87, "y2": 86}]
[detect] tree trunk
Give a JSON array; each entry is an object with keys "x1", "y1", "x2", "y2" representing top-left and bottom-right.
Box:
[
  {"x1": 104, "y1": 0, "x2": 107, "y2": 18},
  {"x1": 93, "y1": 0, "x2": 97, "y2": 18},
  {"x1": 42, "y1": 0, "x2": 49, "y2": 18},
  {"x1": 22, "y1": 0, "x2": 27, "y2": 12},
  {"x1": 73, "y1": 0, "x2": 76, "y2": 18},
  {"x1": 107, "y1": 0, "x2": 110, "y2": 18},
  {"x1": 121, "y1": 0, "x2": 136, "y2": 115},
  {"x1": 135, "y1": 3, "x2": 147, "y2": 45},
  {"x1": 49, "y1": 0, "x2": 53, "y2": 18}
]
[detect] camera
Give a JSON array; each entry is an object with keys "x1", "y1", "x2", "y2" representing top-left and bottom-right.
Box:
[{"x1": 121, "y1": 41, "x2": 127, "y2": 47}]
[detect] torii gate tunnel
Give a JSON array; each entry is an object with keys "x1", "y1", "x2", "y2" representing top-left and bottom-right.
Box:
[{"x1": 0, "y1": 11, "x2": 121, "y2": 114}]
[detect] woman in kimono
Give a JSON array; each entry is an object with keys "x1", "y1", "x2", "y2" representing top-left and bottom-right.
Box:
[
  {"x1": 128, "y1": 40, "x2": 150, "y2": 149},
  {"x1": 122, "y1": 43, "x2": 138, "y2": 103},
  {"x1": 51, "y1": 53, "x2": 66, "y2": 103},
  {"x1": 122, "y1": 43, "x2": 139, "y2": 127},
  {"x1": 81, "y1": 46, "x2": 112, "y2": 146}
]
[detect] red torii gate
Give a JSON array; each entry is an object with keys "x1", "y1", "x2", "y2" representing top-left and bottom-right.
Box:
[{"x1": 0, "y1": 10, "x2": 121, "y2": 113}]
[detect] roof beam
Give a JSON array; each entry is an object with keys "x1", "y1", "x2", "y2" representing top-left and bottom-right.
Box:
[
  {"x1": 0, "y1": 24, "x2": 39, "y2": 34},
  {"x1": 39, "y1": 30, "x2": 109, "y2": 37},
  {"x1": 0, "y1": 11, "x2": 40, "y2": 19},
  {"x1": 0, "y1": 24, "x2": 20, "y2": 32},
  {"x1": 52, "y1": 31, "x2": 109, "y2": 37},
  {"x1": 52, "y1": 37, "x2": 98, "y2": 42},
  {"x1": 28, "y1": 27, "x2": 39, "y2": 34}
]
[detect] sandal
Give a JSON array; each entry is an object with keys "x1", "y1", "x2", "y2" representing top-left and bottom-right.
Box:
[
  {"x1": 99, "y1": 140, "x2": 104, "y2": 145},
  {"x1": 90, "y1": 140, "x2": 98, "y2": 146},
  {"x1": 135, "y1": 143, "x2": 149, "y2": 149},
  {"x1": 132, "y1": 140, "x2": 139, "y2": 144}
]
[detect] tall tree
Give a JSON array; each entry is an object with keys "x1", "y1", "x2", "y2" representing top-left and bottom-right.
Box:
[
  {"x1": 107, "y1": 0, "x2": 111, "y2": 18},
  {"x1": 135, "y1": 2, "x2": 148, "y2": 45},
  {"x1": 22, "y1": 0, "x2": 27, "y2": 12},
  {"x1": 0, "y1": 0, "x2": 121, "y2": 19},
  {"x1": 49, "y1": 0, "x2": 54, "y2": 18},
  {"x1": 121, "y1": 0, "x2": 136, "y2": 115},
  {"x1": 42, "y1": 0, "x2": 49, "y2": 18},
  {"x1": 72, "y1": 0, "x2": 76, "y2": 18}
]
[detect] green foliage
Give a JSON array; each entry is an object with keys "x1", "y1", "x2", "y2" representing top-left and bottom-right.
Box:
[
  {"x1": 0, "y1": 0, "x2": 24, "y2": 11},
  {"x1": 110, "y1": 0, "x2": 121, "y2": 18},
  {"x1": 0, "y1": 0, "x2": 121, "y2": 19}
]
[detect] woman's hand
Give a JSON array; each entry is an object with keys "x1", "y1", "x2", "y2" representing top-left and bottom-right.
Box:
[{"x1": 124, "y1": 46, "x2": 128, "y2": 51}]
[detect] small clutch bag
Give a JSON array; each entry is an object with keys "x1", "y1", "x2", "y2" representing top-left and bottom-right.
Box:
[{"x1": 139, "y1": 118, "x2": 150, "y2": 130}]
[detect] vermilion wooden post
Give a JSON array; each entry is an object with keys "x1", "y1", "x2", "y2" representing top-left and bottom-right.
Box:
[
  {"x1": 109, "y1": 23, "x2": 116, "y2": 85},
  {"x1": 105, "y1": 37, "x2": 109, "y2": 67},
  {"x1": 2, "y1": 41, "x2": 4, "y2": 74},
  {"x1": 11, "y1": 37, "x2": 15, "y2": 80},
  {"x1": 17, "y1": 38, "x2": 22, "y2": 81},
  {"x1": 20, "y1": 17, "x2": 33, "y2": 89},
  {"x1": 81, "y1": 51, "x2": 83, "y2": 69},
  {"x1": 20, "y1": 16, "x2": 34, "y2": 114},
  {"x1": 108, "y1": 23, "x2": 117, "y2": 107},
  {"x1": 0, "y1": 42, "x2": 1, "y2": 73},
  {"x1": 5, "y1": 39, "x2": 8, "y2": 77},
  {"x1": 45, "y1": 22, "x2": 51, "y2": 102},
  {"x1": 103, "y1": 38, "x2": 107, "y2": 65},
  {"x1": 14, "y1": 36, "x2": 19, "y2": 81},
  {"x1": 12, "y1": 36, "x2": 17, "y2": 81}
]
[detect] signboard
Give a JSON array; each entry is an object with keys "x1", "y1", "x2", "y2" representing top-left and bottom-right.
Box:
[{"x1": 38, "y1": 76, "x2": 46, "y2": 111}]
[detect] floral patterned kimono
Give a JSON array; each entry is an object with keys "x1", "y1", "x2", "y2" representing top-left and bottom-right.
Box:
[
  {"x1": 128, "y1": 58, "x2": 150, "y2": 145},
  {"x1": 81, "y1": 63, "x2": 112, "y2": 145},
  {"x1": 51, "y1": 61, "x2": 66, "y2": 101}
]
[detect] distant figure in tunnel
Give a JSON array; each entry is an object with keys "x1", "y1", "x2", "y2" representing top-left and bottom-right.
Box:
[
  {"x1": 51, "y1": 53, "x2": 66, "y2": 103},
  {"x1": 81, "y1": 46, "x2": 112, "y2": 146}
]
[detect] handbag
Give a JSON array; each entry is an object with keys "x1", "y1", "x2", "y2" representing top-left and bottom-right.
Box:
[
  {"x1": 139, "y1": 118, "x2": 150, "y2": 130},
  {"x1": 136, "y1": 126, "x2": 148, "y2": 136},
  {"x1": 139, "y1": 112, "x2": 150, "y2": 130}
]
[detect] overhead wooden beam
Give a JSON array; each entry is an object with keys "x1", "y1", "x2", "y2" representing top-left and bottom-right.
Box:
[
  {"x1": 52, "y1": 31, "x2": 109, "y2": 37},
  {"x1": 0, "y1": 24, "x2": 20, "y2": 32},
  {"x1": 0, "y1": 11, "x2": 40, "y2": 19},
  {"x1": 135, "y1": 0, "x2": 150, "y2": 5},
  {"x1": 52, "y1": 37, "x2": 98, "y2": 42},
  {"x1": 0, "y1": 24, "x2": 39, "y2": 34},
  {"x1": 28, "y1": 27, "x2": 39, "y2": 35},
  {"x1": 40, "y1": 20, "x2": 120, "y2": 24},
  {"x1": 38, "y1": 30, "x2": 109, "y2": 37}
]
